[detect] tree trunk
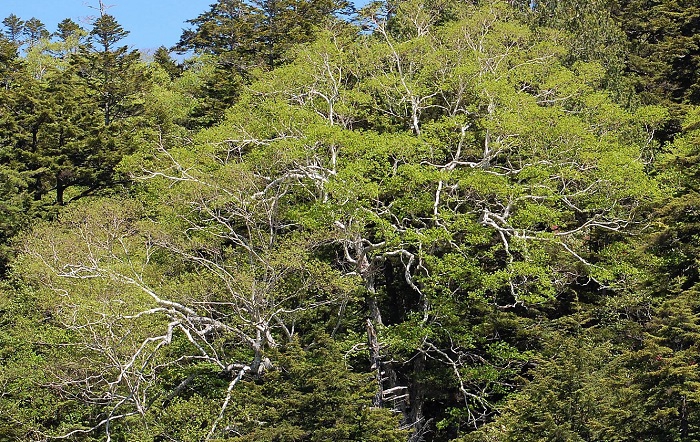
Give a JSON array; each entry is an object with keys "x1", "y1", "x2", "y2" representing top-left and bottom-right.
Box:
[
  {"x1": 680, "y1": 395, "x2": 688, "y2": 441},
  {"x1": 367, "y1": 319, "x2": 384, "y2": 408},
  {"x1": 56, "y1": 173, "x2": 65, "y2": 206}
]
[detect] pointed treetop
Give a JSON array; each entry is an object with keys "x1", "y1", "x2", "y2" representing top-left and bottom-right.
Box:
[
  {"x1": 153, "y1": 46, "x2": 181, "y2": 78},
  {"x1": 90, "y1": 14, "x2": 129, "y2": 52},
  {"x1": 2, "y1": 14, "x2": 25, "y2": 44}
]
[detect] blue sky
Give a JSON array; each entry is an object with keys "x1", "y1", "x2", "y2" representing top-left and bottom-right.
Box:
[{"x1": 1, "y1": 1, "x2": 215, "y2": 52}]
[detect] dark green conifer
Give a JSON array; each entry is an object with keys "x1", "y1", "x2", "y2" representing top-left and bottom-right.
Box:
[
  {"x1": 612, "y1": 0, "x2": 700, "y2": 110},
  {"x1": 22, "y1": 17, "x2": 49, "y2": 48},
  {"x1": 2, "y1": 14, "x2": 24, "y2": 45},
  {"x1": 153, "y1": 46, "x2": 181, "y2": 79},
  {"x1": 73, "y1": 13, "x2": 149, "y2": 125},
  {"x1": 55, "y1": 18, "x2": 84, "y2": 42}
]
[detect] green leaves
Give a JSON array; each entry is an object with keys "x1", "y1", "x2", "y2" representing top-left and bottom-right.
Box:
[{"x1": 0, "y1": 0, "x2": 685, "y2": 440}]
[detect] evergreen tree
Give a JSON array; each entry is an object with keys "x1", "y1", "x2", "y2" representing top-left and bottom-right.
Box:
[
  {"x1": 55, "y1": 18, "x2": 83, "y2": 42},
  {"x1": 48, "y1": 19, "x2": 86, "y2": 62},
  {"x1": 528, "y1": 0, "x2": 629, "y2": 95},
  {"x1": 73, "y1": 13, "x2": 150, "y2": 126},
  {"x1": 41, "y1": 72, "x2": 105, "y2": 205},
  {"x1": 0, "y1": 35, "x2": 27, "y2": 272},
  {"x1": 624, "y1": 289, "x2": 700, "y2": 441},
  {"x1": 22, "y1": 17, "x2": 49, "y2": 49},
  {"x1": 2, "y1": 14, "x2": 24, "y2": 45},
  {"x1": 651, "y1": 108, "x2": 700, "y2": 291},
  {"x1": 612, "y1": 0, "x2": 700, "y2": 110},
  {"x1": 175, "y1": 0, "x2": 352, "y2": 125},
  {"x1": 176, "y1": 0, "x2": 350, "y2": 67},
  {"x1": 0, "y1": 34, "x2": 20, "y2": 87},
  {"x1": 153, "y1": 45, "x2": 181, "y2": 79}
]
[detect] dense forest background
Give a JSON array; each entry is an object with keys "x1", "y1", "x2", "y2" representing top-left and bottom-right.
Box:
[{"x1": 2, "y1": 0, "x2": 700, "y2": 440}]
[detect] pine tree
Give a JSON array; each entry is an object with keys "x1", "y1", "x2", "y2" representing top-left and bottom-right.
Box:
[
  {"x1": 0, "y1": 34, "x2": 20, "y2": 88},
  {"x1": 41, "y1": 71, "x2": 104, "y2": 206},
  {"x1": 177, "y1": 0, "x2": 351, "y2": 66},
  {"x1": 529, "y1": 0, "x2": 629, "y2": 94},
  {"x1": 625, "y1": 289, "x2": 700, "y2": 441}
]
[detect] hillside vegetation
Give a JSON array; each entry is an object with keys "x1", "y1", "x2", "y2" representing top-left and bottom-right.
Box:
[{"x1": 2, "y1": 0, "x2": 700, "y2": 440}]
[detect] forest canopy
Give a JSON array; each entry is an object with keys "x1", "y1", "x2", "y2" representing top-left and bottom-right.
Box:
[{"x1": 1, "y1": 0, "x2": 700, "y2": 440}]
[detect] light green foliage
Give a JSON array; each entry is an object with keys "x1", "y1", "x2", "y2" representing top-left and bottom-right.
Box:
[
  {"x1": 0, "y1": 0, "x2": 684, "y2": 440},
  {"x1": 0, "y1": 167, "x2": 31, "y2": 273},
  {"x1": 0, "y1": 278, "x2": 91, "y2": 441},
  {"x1": 189, "y1": 2, "x2": 659, "y2": 436}
]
